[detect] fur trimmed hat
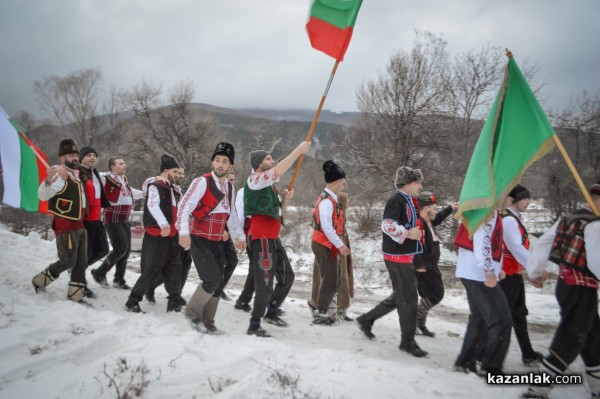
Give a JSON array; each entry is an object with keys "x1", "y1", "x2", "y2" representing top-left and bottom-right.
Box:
[
  {"x1": 394, "y1": 166, "x2": 423, "y2": 189},
  {"x1": 79, "y1": 146, "x2": 97, "y2": 161},
  {"x1": 590, "y1": 181, "x2": 600, "y2": 196},
  {"x1": 323, "y1": 160, "x2": 346, "y2": 183},
  {"x1": 212, "y1": 142, "x2": 235, "y2": 164},
  {"x1": 249, "y1": 150, "x2": 269, "y2": 171},
  {"x1": 58, "y1": 139, "x2": 78, "y2": 157},
  {"x1": 160, "y1": 154, "x2": 179, "y2": 172},
  {"x1": 417, "y1": 191, "x2": 437, "y2": 208},
  {"x1": 508, "y1": 184, "x2": 531, "y2": 202}
]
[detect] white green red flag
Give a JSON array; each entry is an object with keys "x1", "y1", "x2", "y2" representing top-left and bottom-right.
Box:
[
  {"x1": 306, "y1": 0, "x2": 363, "y2": 61},
  {"x1": 0, "y1": 106, "x2": 49, "y2": 213}
]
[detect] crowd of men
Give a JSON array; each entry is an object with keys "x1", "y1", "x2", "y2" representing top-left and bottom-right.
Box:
[{"x1": 30, "y1": 137, "x2": 599, "y2": 398}]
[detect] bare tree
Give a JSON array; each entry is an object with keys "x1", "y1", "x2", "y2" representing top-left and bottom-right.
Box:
[
  {"x1": 344, "y1": 30, "x2": 449, "y2": 200},
  {"x1": 33, "y1": 68, "x2": 106, "y2": 147},
  {"x1": 119, "y1": 79, "x2": 222, "y2": 187},
  {"x1": 543, "y1": 89, "x2": 600, "y2": 217}
]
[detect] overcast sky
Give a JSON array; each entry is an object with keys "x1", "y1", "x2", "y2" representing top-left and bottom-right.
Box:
[{"x1": 1, "y1": 0, "x2": 599, "y2": 119}]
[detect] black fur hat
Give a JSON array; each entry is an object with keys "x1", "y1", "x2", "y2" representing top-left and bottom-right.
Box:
[
  {"x1": 212, "y1": 142, "x2": 235, "y2": 165},
  {"x1": 508, "y1": 184, "x2": 531, "y2": 202},
  {"x1": 58, "y1": 139, "x2": 78, "y2": 157},
  {"x1": 160, "y1": 154, "x2": 179, "y2": 172},
  {"x1": 323, "y1": 160, "x2": 346, "y2": 183}
]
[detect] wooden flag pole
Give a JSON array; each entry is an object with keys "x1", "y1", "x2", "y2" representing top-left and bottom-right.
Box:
[
  {"x1": 288, "y1": 59, "x2": 341, "y2": 191},
  {"x1": 551, "y1": 134, "x2": 600, "y2": 216}
]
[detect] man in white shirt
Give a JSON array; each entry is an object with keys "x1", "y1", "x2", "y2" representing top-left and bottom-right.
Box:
[
  {"x1": 31, "y1": 139, "x2": 89, "y2": 304},
  {"x1": 91, "y1": 156, "x2": 143, "y2": 290},
  {"x1": 524, "y1": 182, "x2": 600, "y2": 399},
  {"x1": 309, "y1": 160, "x2": 350, "y2": 325},
  {"x1": 453, "y1": 210, "x2": 512, "y2": 375},
  {"x1": 499, "y1": 184, "x2": 544, "y2": 366},
  {"x1": 176, "y1": 142, "x2": 246, "y2": 334}
]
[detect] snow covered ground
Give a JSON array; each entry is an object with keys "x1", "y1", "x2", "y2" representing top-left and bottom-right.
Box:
[{"x1": 0, "y1": 225, "x2": 592, "y2": 399}]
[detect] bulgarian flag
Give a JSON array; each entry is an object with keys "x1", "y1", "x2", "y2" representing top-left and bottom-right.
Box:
[
  {"x1": 455, "y1": 56, "x2": 555, "y2": 235},
  {"x1": 0, "y1": 106, "x2": 49, "y2": 213},
  {"x1": 306, "y1": 0, "x2": 363, "y2": 61}
]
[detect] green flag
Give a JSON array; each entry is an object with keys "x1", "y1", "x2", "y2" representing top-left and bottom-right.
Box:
[{"x1": 455, "y1": 57, "x2": 555, "y2": 235}]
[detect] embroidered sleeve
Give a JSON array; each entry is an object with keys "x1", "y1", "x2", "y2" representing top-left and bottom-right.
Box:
[
  {"x1": 319, "y1": 198, "x2": 344, "y2": 248},
  {"x1": 584, "y1": 220, "x2": 600, "y2": 279},
  {"x1": 381, "y1": 218, "x2": 408, "y2": 244},
  {"x1": 525, "y1": 221, "x2": 558, "y2": 279},
  {"x1": 473, "y1": 215, "x2": 496, "y2": 274},
  {"x1": 147, "y1": 185, "x2": 168, "y2": 228},
  {"x1": 227, "y1": 189, "x2": 246, "y2": 242},
  {"x1": 503, "y1": 216, "x2": 529, "y2": 266},
  {"x1": 247, "y1": 168, "x2": 280, "y2": 190}
]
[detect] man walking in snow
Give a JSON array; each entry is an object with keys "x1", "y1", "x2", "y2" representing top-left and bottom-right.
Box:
[
  {"x1": 125, "y1": 154, "x2": 184, "y2": 314},
  {"x1": 91, "y1": 156, "x2": 143, "y2": 290},
  {"x1": 78, "y1": 146, "x2": 110, "y2": 299},
  {"x1": 414, "y1": 191, "x2": 458, "y2": 337},
  {"x1": 309, "y1": 160, "x2": 350, "y2": 325},
  {"x1": 31, "y1": 139, "x2": 89, "y2": 304},
  {"x1": 244, "y1": 140, "x2": 311, "y2": 337},
  {"x1": 355, "y1": 166, "x2": 427, "y2": 357},
  {"x1": 499, "y1": 184, "x2": 544, "y2": 366},
  {"x1": 176, "y1": 142, "x2": 245, "y2": 334},
  {"x1": 453, "y1": 209, "x2": 511, "y2": 375},
  {"x1": 523, "y1": 182, "x2": 600, "y2": 399}
]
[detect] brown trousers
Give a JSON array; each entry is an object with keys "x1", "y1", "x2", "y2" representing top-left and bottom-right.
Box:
[{"x1": 310, "y1": 192, "x2": 354, "y2": 310}]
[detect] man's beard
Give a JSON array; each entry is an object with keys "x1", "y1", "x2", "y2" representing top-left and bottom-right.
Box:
[
  {"x1": 65, "y1": 160, "x2": 79, "y2": 169},
  {"x1": 214, "y1": 168, "x2": 228, "y2": 178}
]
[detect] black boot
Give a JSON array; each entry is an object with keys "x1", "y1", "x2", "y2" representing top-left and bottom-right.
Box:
[
  {"x1": 355, "y1": 315, "x2": 375, "y2": 340},
  {"x1": 167, "y1": 297, "x2": 183, "y2": 312},
  {"x1": 399, "y1": 340, "x2": 428, "y2": 357}
]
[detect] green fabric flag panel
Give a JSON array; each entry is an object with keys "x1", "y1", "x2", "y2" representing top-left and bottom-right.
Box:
[{"x1": 456, "y1": 57, "x2": 556, "y2": 235}]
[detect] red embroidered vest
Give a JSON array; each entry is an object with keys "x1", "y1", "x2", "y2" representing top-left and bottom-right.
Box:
[
  {"x1": 311, "y1": 191, "x2": 344, "y2": 250},
  {"x1": 454, "y1": 214, "x2": 504, "y2": 262},
  {"x1": 501, "y1": 210, "x2": 530, "y2": 275}
]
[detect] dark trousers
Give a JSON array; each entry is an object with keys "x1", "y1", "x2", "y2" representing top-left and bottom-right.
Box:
[
  {"x1": 48, "y1": 229, "x2": 88, "y2": 283},
  {"x1": 96, "y1": 222, "x2": 131, "y2": 283},
  {"x1": 189, "y1": 235, "x2": 225, "y2": 295},
  {"x1": 455, "y1": 278, "x2": 512, "y2": 372},
  {"x1": 148, "y1": 248, "x2": 192, "y2": 296},
  {"x1": 543, "y1": 278, "x2": 600, "y2": 373},
  {"x1": 499, "y1": 273, "x2": 536, "y2": 358},
  {"x1": 250, "y1": 237, "x2": 294, "y2": 320},
  {"x1": 361, "y1": 261, "x2": 419, "y2": 343},
  {"x1": 129, "y1": 234, "x2": 182, "y2": 302},
  {"x1": 311, "y1": 241, "x2": 340, "y2": 313},
  {"x1": 221, "y1": 238, "x2": 239, "y2": 290},
  {"x1": 83, "y1": 220, "x2": 109, "y2": 265},
  {"x1": 416, "y1": 264, "x2": 444, "y2": 305}
]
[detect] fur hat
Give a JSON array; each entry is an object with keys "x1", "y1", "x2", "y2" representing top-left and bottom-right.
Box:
[
  {"x1": 508, "y1": 184, "x2": 531, "y2": 202},
  {"x1": 249, "y1": 150, "x2": 269, "y2": 171},
  {"x1": 417, "y1": 191, "x2": 437, "y2": 208},
  {"x1": 212, "y1": 142, "x2": 235, "y2": 164},
  {"x1": 160, "y1": 154, "x2": 179, "y2": 172},
  {"x1": 323, "y1": 160, "x2": 346, "y2": 183},
  {"x1": 590, "y1": 181, "x2": 600, "y2": 196},
  {"x1": 58, "y1": 139, "x2": 78, "y2": 157},
  {"x1": 79, "y1": 146, "x2": 97, "y2": 161},
  {"x1": 394, "y1": 166, "x2": 423, "y2": 189}
]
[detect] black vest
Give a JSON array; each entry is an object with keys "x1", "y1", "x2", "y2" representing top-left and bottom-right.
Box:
[
  {"x1": 381, "y1": 191, "x2": 423, "y2": 256},
  {"x1": 143, "y1": 180, "x2": 175, "y2": 228},
  {"x1": 48, "y1": 175, "x2": 84, "y2": 221},
  {"x1": 78, "y1": 166, "x2": 111, "y2": 208}
]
